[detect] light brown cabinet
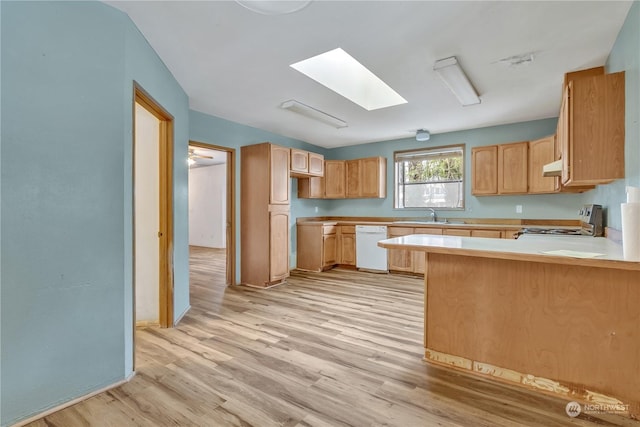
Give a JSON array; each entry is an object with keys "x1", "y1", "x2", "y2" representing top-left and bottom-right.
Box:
[
  {"x1": 346, "y1": 157, "x2": 386, "y2": 198},
  {"x1": 298, "y1": 156, "x2": 386, "y2": 199},
  {"x1": 290, "y1": 149, "x2": 324, "y2": 177},
  {"x1": 323, "y1": 160, "x2": 346, "y2": 199},
  {"x1": 337, "y1": 225, "x2": 356, "y2": 266},
  {"x1": 387, "y1": 227, "x2": 442, "y2": 274},
  {"x1": 498, "y1": 142, "x2": 528, "y2": 194},
  {"x1": 528, "y1": 136, "x2": 558, "y2": 194},
  {"x1": 296, "y1": 223, "x2": 337, "y2": 271},
  {"x1": 558, "y1": 71, "x2": 625, "y2": 186},
  {"x1": 241, "y1": 143, "x2": 290, "y2": 287},
  {"x1": 471, "y1": 146, "x2": 498, "y2": 195}
]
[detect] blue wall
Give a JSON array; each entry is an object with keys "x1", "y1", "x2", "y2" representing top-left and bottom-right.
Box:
[
  {"x1": 1, "y1": 2, "x2": 188, "y2": 425},
  {"x1": 588, "y1": 0, "x2": 640, "y2": 229},
  {"x1": 189, "y1": 110, "x2": 332, "y2": 273},
  {"x1": 326, "y1": 118, "x2": 589, "y2": 220}
]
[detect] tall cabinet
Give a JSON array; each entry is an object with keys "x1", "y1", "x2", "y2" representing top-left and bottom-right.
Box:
[{"x1": 241, "y1": 143, "x2": 290, "y2": 287}]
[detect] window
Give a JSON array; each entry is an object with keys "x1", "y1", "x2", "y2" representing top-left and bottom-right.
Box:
[{"x1": 394, "y1": 145, "x2": 464, "y2": 209}]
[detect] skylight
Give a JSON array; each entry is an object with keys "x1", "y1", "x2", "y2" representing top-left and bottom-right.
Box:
[{"x1": 290, "y1": 48, "x2": 407, "y2": 111}]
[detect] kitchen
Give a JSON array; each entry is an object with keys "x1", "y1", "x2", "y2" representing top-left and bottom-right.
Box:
[{"x1": 2, "y1": 1, "x2": 640, "y2": 426}]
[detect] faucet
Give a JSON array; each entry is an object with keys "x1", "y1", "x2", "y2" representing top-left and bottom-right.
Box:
[{"x1": 428, "y1": 208, "x2": 437, "y2": 222}]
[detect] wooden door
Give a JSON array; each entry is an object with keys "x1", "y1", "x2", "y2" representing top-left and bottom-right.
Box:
[
  {"x1": 270, "y1": 145, "x2": 290, "y2": 204},
  {"x1": 361, "y1": 157, "x2": 385, "y2": 198},
  {"x1": 346, "y1": 159, "x2": 361, "y2": 198},
  {"x1": 324, "y1": 160, "x2": 346, "y2": 198},
  {"x1": 290, "y1": 149, "x2": 308, "y2": 174},
  {"x1": 338, "y1": 228, "x2": 356, "y2": 265},
  {"x1": 498, "y1": 142, "x2": 528, "y2": 194},
  {"x1": 322, "y1": 234, "x2": 337, "y2": 267},
  {"x1": 528, "y1": 136, "x2": 557, "y2": 194},
  {"x1": 412, "y1": 228, "x2": 441, "y2": 274},
  {"x1": 471, "y1": 146, "x2": 498, "y2": 195},
  {"x1": 269, "y1": 208, "x2": 289, "y2": 283},
  {"x1": 308, "y1": 153, "x2": 324, "y2": 176}
]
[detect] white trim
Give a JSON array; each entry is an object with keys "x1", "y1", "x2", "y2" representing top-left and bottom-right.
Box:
[
  {"x1": 11, "y1": 373, "x2": 136, "y2": 427},
  {"x1": 174, "y1": 304, "x2": 191, "y2": 325}
]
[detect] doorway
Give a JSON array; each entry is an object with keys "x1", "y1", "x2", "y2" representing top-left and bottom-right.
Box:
[
  {"x1": 133, "y1": 85, "x2": 174, "y2": 329},
  {"x1": 188, "y1": 141, "x2": 236, "y2": 288}
]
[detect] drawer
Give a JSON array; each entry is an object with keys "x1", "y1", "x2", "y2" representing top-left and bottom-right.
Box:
[
  {"x1": 340, "y1": 225, "x2": 356, "y2": 234},
  {"x1": 323, "y1": 225, "x2": 337, "y2": 235},
  {"x1": 389, "y1": 227, "x2": 414, "y2": 236}
]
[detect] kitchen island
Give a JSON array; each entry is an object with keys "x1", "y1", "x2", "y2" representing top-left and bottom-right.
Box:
[{"x1": 378, "y1": 234, "x2": 640, "y2": 417}]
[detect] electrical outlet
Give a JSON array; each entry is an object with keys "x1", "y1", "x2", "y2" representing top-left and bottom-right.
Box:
[{"x1": 516, "y1": 205, "x2": 523, "y2": 214}]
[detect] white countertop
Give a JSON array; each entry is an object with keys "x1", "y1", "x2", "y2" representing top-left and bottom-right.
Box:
[{"x1": 378, "y1": 233, "x2": 640, "y2": 271}]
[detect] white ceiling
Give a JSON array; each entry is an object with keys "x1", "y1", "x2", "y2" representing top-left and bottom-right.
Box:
[
  {"x1": 107, "y1": 1, "x2": 632, "y2": 148},
  {"x1": 189, "y1": 146, "x2": 227, "y2": 168}
]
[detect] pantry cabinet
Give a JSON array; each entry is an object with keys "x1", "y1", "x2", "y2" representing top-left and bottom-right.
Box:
[{"x1": 241, "y1": 143, "x2": 291, "y2": 287}]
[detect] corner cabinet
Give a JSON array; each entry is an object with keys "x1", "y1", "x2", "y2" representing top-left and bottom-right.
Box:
[
  {"x1": 296, "y1": 223, "x2": 337, "y2": 272},
  {"x1": 559, "y1": 71, "x2": 625, "y2": 186},
  {"x1": 241, "y1": 143, "x2": 290, "y2": 287}
]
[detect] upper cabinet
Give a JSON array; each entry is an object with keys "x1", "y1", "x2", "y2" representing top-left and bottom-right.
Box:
[
  {"x1": 270, "y1": 144, "x2": 291, "y2": 204},
  {"x1": 324, "y1": 160, "x2": 347, "y2": 199},
  {"x1": 497, "y1": 142, "x2": 528, "y2": 194},
  {"x1": 528, "y1": 136, "x2": 558, "y2": 194},
  {"x1": 557, "y1": 69, "x2": 625, "y2": 186},
  {"x1": 346, "y1": 157, "x2": 386, "y2": 198},
  {"x1": 298, "y1": 156, "x2": 386, "y2": 199},
  {"x1": 471, "y1": 145, "x2": 498, "y2": 195},
  {"x1": 290, "y1": 149, "x2": 324, "y2": 178}
]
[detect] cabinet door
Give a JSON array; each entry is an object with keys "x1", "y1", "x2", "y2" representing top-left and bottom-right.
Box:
[
  {"x1": 412, "y1": 228, "x2": 442, "y2": 274},
  {"x1": 270, "y1": 145, "x2": 290, "y2": 204},
  {"x1": 269, "y1": 209, "x2": 290, "y2": 282},
  {"x1": 387, "y1": 227, "x2": 414, "y2": 272},
  {"x1": 324, "y1": 160, "x2": 346, "y2": 198},
  {"x1": 498, "y1": 142, "x2": 528, "y2": 194},
  {"x1": 346, "y1": 159, "x2": 361, "y2": 198},
  {"x1": 472, "y1": 146, "x2": 498, "y2": 195},
  {"x1": 322, "y1": 234, "x2": 337, "y2": 267},
  {"x1": 308, "y1": 153, "x2": 324, "y2": 176},
  {"x1": 290, "y1": 149, "x2": 309, "y2": 174},
  {"x1": 528, "y1": 136, "x2": 557, "y2": 194},
  {"x1": 338, "y1": 231, "x2": 356, "y2": 265},
  {"x1": 361, "y1": 157, "x2": 386, "y2": 198},
  {"x1": 298, "y1": 177, "x2": 324, "y2": 199}
]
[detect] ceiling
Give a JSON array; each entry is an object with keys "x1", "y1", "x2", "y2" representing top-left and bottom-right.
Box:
[{"x1": 107, "y1": 1, "x2": 632, "y2": 148}]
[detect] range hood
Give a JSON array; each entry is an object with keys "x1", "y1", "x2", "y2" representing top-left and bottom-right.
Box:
[{"x1": 542, "y1": 159, "x2": 562, "y2": 177}]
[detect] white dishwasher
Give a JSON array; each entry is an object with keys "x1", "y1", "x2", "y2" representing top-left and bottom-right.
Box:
[{"x1": 355, "y1": 225, "x2": 388, "y2": 272}]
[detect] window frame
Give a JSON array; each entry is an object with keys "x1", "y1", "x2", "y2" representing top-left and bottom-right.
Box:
[{"x1": 393, "y1": 144, "x2": 466, "y2": 211}]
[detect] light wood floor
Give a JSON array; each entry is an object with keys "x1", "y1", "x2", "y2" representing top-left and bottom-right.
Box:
[{"x1": 27, "y1": 246, "x2": 639, "y2": 426}]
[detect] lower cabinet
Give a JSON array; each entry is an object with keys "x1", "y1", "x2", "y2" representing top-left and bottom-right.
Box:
[
  {"x1": 296, "y1": 223, "x2": 337, "y2": 272},
  {"x1": 337, "y1": 225, "x2": 356, "y2": 266},
  {"x1": 388, "y1": 227, "x2": 442, "y2": 274}
]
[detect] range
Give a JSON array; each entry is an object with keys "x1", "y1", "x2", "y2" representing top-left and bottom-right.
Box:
[{"x1": 518, "y1": 204, "x2": 603, "y2": 238}]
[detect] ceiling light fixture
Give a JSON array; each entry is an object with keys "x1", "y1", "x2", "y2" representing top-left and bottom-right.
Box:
[
  {"x1": 416, "y1": 129, "x2": 430, "y2": 142},
  {"x1": 290, "y1": 48, "x2": 407, "y2": 111},
  {"x1": 433, "y1": 56, "x2": 480, "y2": 106},
  {"x1": 235, "y1": 0, "x2": 312, "y2": 15},
  {"x1": 280, "y1": 100, "x2": 347, "y2": 129}
]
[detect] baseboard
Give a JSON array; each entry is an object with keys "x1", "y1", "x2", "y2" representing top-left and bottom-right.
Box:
[
  {"x1": 11, "y1": 372, "x2": 136, "y2": 427},
  {"x1": 174, "y1": 304, "x2": 191, "y2": 325}
]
